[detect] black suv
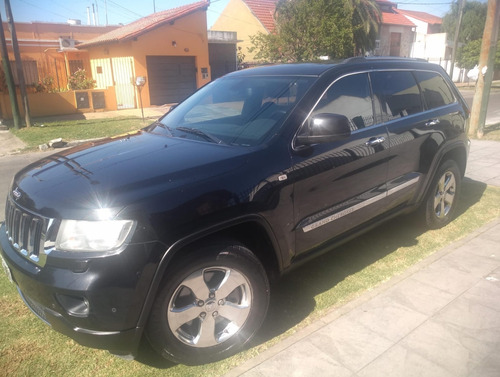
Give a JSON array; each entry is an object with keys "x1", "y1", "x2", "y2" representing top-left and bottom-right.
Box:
[{"x1": 0, "y1": 58, "x2": 469, "y2": 364}]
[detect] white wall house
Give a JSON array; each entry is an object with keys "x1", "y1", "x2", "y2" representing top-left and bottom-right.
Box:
[{"x1": 398, "y1": 9, "x2": 466, "y2": 82}]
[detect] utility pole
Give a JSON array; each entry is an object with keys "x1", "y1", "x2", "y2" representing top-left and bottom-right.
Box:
[
  {"x1": 0, "y1": 12, "x2": 21, "y2": 129},
  {"x1": 4, "y1": 0, "x2": 31, "y2": 127},
  {"x1": 450, "y1": 0, "x2": 465, "y2": 81},
  {"x1": 468, "y1": 0, "x2": 500, "y2": 138}
]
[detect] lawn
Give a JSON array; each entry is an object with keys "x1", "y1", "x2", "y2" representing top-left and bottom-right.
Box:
[
  {"x1": 1, "y1": 179, "x2": 499, "y2": 377},
  {"x1": 480, "y1": 123, "x2": 500, "y2": 141},
  {"x1": 11, "y1": 116, "x2": 154, "y2": 150}
]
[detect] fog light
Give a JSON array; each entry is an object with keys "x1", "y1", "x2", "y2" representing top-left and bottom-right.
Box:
[{"x1": 56, "y1": 294, "x2": 89, "y2": 317}]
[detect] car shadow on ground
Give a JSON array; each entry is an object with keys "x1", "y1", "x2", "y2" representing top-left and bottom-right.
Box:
[{"x1": 135, "y1": 178, "x2": 487, "y2": 369}]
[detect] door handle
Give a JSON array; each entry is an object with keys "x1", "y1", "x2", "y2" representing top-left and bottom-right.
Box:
[
  {"x1": 425, "y1": 119, "x2": 440, "y2": 127},
  {"x1": 365, "y1": 136, "x2": 386, "y2": 146}
]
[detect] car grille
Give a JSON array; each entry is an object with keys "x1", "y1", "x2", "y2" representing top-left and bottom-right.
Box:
[
  {"x1": 18, "y1": 287, "x2": 49, "y2": 324},
  {"x1": 4, "y1": 197, "x2": 55, "y2": 267}
]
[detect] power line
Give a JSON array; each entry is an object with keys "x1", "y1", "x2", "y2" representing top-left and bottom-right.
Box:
[{"x1": 18, "y1": 0, "x2": 69, "y2": 21}]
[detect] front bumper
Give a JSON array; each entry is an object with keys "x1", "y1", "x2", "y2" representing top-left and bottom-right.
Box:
[{"x1": 0, "y1": 222, "x2": 159, "y2": 355}]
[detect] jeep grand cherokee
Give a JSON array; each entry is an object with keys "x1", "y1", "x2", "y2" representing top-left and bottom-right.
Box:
[{"x1": 0, "y1": 58, "x2": 469, "y2": 364}]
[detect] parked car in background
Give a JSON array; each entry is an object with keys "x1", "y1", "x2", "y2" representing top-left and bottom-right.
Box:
[{"x1": 0, "y1": 57, "x2": 469, "y2": 365}]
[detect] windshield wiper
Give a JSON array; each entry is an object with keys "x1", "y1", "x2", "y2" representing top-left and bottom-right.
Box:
[
  {"x1": 176, "y1": 127, "x2": 227, "y2": 145},
  {"x1": 148, "y1": 120, "x2": 174, "y2": 136}
]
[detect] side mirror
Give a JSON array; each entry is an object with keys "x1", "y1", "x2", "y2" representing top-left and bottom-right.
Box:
[{"x1": 296, "y1": 113, "x2": 351, "y2": 145}]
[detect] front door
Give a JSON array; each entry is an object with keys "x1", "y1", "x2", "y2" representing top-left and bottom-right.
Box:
[
  {"x1": 111, "y1": 57, "x2": 136, "y2": 109},
  {"x1": 390, "y1": 33, "x2": 401, "y2": 56},
  {"x1": 292, "y1": 73, "x2": 390, "y2": 255}
]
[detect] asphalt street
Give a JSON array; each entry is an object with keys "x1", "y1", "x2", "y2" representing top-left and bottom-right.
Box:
[{"x1": 460, "y1": 88, "x2": 500, "y2": 125}]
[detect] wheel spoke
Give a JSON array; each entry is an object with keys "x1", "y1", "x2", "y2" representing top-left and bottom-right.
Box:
[
  {"x1": 196, "y1": 315, "x2": 217, "y2": 347},
  {"x1": 433, "y1": 192, "x2": 442, "y2": 213},
  {"x1": 168, "y1": 304, "x2": 202, "y2": 331},
  {"x1": 215, "y1": 269, "x2": 247, "y2": 299},
  {"x1": 438, "y1": 176, "x2": 445, "y2": 192},
  {"x1": 444, "y1": 191, "x2": 455, "y2": 206},
  {"x1": 439, "y1": 198, "x2": 446, "y2": 218},
  {"x1": 218, "y1": 302, "x2": 250, "y2": 328},
  {"x1": 182, "y1": 270, "x2": 210, "y2": 299}
]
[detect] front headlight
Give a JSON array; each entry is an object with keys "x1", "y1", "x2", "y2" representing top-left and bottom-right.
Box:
[{"x1": 55, "y1": 220, "x2": 135, "y2": 252}]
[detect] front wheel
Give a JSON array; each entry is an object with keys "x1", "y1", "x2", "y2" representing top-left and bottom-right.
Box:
[
  {"x1": 424, "y1": 160, "x2": 461, "y2": 229},
  {"x1": 145, "y1": 241, "x2": 270, "y2": 365}
]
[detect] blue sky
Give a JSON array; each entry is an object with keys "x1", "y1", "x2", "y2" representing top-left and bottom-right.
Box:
[{"x1": 0, "y1": 1, "x2": 478, "y2": 28}]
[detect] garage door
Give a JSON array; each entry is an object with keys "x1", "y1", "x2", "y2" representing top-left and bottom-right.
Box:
[{"x1": 146, "y1": 56, "x2": 197, "y2": 105}]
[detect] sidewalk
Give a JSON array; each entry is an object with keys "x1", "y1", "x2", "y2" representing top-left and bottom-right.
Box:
[
  {"x1": 224, "y1": 142, "x2": 500, "y2": 377},
  {"x1": 226, "y1": 219, "x2": 500, "y2": 377}
]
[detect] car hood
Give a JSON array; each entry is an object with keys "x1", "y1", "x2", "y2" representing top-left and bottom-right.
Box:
[{"x1": 12, "y1": 131, "x2": 251, "y2": 220}]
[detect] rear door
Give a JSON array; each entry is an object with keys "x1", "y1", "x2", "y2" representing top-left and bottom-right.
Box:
[
  {"x1": 292, "y1": 73, "x2": 390, "y2": 254},
  {"x1": 371, "y1": 70, "x2": 461, "y2": 209}
]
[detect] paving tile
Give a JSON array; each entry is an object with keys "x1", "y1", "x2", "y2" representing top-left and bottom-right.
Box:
[
  {"x1": 357, "y1": 344, "x2": 455, "y2": 377},
  {"x1": 243, "y1": 340, "x2": 353, "y2": 377},
  {"x1": 440, "y1": 242, "x2": 499, "y2": 275},
  {"x1": 350, "y1": 295, "x2": 428, "y2": 342},
  {"x1": 465, "y1": 270, "x2": 500, "y2": 312},
  {"x1": 307, "y1": 314, "x2": 393, "y2": 372},
  {"x1": 410, "y1": 258, "x2": 480, "y2": 295},
  {"x1": 402, "y1": 320, "x2": 495, "y2": 376},
  {"x1": 435, "y1": 287, "x2": 500, "y2": 340},
  {"x1": 468, "y1": 349, "x2": 500, "y2": 377},
  {"x1": 392, "y1": 286, "x2": 500, "y2": 377},
  {"x1": 476, "y1": 224, "x2": 500, "y2": 244},
  {"x1": 380, "y1": 277, "x2": 456, "y2": 316}
]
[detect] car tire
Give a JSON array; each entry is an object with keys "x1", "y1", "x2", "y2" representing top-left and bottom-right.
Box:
[
  {"x1": 424, "y1": 160, "x2": 461, "y2": 229},
  {"x1": 145, "y1": 241, "x2": 270, "y2": 365}
]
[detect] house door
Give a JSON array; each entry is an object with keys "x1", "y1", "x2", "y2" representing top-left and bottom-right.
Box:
[
  {"x1": 390, "y1": 33, "x2": 401, "y2": 56},
  {"x1": 111, "y1": 57, "x2": 136, "y2": 109}
]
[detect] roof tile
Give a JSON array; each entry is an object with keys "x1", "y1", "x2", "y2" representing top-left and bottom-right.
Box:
[
  {"x1": 77, "y1": 0, "x2": 209, "y2": 49},
  {"x1": 396, "y1": 9, "x2": 442, "y2": 25},
  {"x1": 381, "y1": 11, "x2": 416, "y2": 27},
  {"x1": 243, "y1": 0, "x2": 278, "y2": 33}
]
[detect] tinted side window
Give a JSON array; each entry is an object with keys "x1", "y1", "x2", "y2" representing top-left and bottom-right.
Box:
[
  {"x1": 312, "y1": 73, "x2": 374, "y2": 131},
  {"x1": 414, "y1": 71, "x2": 455, "y2": 109},
  {"x1": 371, "y1": 71, "x2": 422, "y2": 121}
]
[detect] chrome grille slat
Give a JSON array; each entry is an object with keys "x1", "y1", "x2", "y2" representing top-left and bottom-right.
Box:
[{"x1": 4, "y1": 197, "x2": 52, "y2": 267}]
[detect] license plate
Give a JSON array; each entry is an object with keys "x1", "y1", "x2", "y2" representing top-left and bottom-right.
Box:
[{"x1": 1, "y1": 255, "x2": 13, "y2": 284}]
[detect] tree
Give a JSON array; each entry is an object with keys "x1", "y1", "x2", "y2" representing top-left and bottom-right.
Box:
[
  {"x1": 250, "y1": 0, "x2": 355, "y2": 63},
  {"x1": 351, "y1": 0, "x2": 381, "y2": 55},
  {"x1": 457, "y1": 39, "x2": 500, "y2": 70},
  {"x1": 442, "y1": 1, "x2": 487, "y2": 43}
]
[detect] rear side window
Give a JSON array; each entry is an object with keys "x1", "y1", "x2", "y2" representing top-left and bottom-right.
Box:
[
  {"x1": 371, "y1": 71, "x2": 423, "y2": 121},
  {"x1": 312, "y1": 73, "x2": 374, "y2": 131},
  {"x1": 414, "y1": 71, "x2": 455, "y2": 110}
]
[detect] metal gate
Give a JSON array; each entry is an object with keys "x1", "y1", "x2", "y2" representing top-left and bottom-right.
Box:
[
  {"x1": 146, "y1": 56, "x2": 197, "y2": 105},
  {"x1": 90, "y1": 57, "x2": 136, "y2": 109}
]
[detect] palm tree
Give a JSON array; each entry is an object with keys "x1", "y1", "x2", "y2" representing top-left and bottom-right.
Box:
[{"x1": 351, "y1": 0, "x2": 381, "y2": 55}]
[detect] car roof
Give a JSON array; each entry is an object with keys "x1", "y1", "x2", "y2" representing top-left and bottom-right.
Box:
[{"x1": 224, "y1": 57, "x2": 440, "y2": 78}]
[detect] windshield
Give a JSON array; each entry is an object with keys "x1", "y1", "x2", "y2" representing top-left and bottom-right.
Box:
[{"x1": 147, "y1": 75, "x2": 315, "y2": 146}]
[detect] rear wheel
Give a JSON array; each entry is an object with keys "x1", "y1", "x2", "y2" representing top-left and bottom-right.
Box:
[
  {"x1": 424, "y1": 160, "x2": 461, "y2": 229},
  {"x1": 146, "y1": 241, "x2": 270, "y2": 365}
]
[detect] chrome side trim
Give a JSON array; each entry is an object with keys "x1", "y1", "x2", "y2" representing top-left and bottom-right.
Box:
[{"x1": 302, "y1": 176, "x2": 420, "y2": 233}]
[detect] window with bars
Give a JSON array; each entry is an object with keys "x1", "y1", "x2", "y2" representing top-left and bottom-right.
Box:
[{"x1": 69, "y1": 60, "x2": 84, "y2": 75}]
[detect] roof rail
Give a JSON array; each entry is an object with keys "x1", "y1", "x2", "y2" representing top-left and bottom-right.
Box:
[{"x1": 342, "y1": 56, "x2": 428, "y2": 64}]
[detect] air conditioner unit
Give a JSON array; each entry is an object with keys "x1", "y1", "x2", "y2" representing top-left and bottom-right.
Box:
[{"x1": 59, "y1": 37, "x2": 76, "y2": 50}]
